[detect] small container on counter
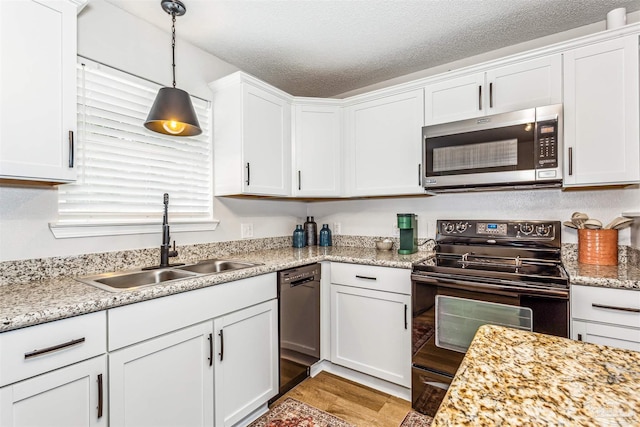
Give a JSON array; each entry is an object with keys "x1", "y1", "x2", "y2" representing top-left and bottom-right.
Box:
[
  {"x1": 292, "y1": 224, "x2": 305, "y2": 248},
  {"x1": 319, "y1": 224, "x2": 332, "y2": 247}
]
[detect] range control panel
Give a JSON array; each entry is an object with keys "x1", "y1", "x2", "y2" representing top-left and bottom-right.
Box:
[{"x1": 438, "y1": 220, "x2": 559, "y2": 240}]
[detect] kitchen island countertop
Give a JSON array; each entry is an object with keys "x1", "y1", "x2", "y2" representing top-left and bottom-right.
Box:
[
  {"x1": 432, "y1": 324, "x2": 640, "y2": 426},
  {"x1": 0, "y1": 246, "x2": 430, "y2": 333}
]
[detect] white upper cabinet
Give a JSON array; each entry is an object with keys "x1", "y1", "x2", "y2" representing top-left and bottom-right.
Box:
[
  {"x1": 424, "y1": 54, "x2": 561, "y2": 125},
  {"x1": 0, "y1": 0, "x2": 82, "y2": 183},
  {"x1": 563, "y1": 35, "x2": 640, "y2": 187},
  {"x1": 292, "y1": 102, "x2": 342, "y2": 197},
  {"x1": 424, "y1": 72, "x2": 485, "y2": 125},
  {"x1": 485, "y1": 54, "x2": 562, "y2": 114},
  {"x1": 345, "y1": 89, "x2": 425, "y2": 197},
  {"x1": 210, "y1": 72, "x2": 292, "y2": 196}
]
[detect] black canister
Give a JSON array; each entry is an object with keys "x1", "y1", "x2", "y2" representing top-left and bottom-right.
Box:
[{"x1": 304, "y1": 216, "x2": 317, "y2": 246}]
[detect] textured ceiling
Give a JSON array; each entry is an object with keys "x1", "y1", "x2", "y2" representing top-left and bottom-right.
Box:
[{"x1": 104, "y1": 0, "x2": 640, "y2": 97}]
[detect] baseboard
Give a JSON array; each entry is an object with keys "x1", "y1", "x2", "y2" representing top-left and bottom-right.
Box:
[
  {"x1": 231, "y1": 403, "x2": 269, "y2": 427},
  {"x1": 311, "y1": 360, "x2": 411, "y2": 401}
]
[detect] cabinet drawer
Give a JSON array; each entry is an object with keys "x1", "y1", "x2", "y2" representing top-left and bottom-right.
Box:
[
  {"x1": 330, "y1": 262, "x2": 410, "y2": 294},
  {"x1": 0, "y1": 311, "x2": 106, "y2": 387},
  {"x1": 572, "y1": 320, "x2": 640, "y2": 351},
  {"x1": 571, "y1": 285, "x2": 640, "y2": 328},
  {"x1": 108, "y1": 273, "x2": 277, "y2": 351}
]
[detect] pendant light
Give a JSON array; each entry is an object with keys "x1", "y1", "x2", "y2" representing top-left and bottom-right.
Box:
[{"x1": 144, "y1": 0, "x2": 202, "y2": 137}]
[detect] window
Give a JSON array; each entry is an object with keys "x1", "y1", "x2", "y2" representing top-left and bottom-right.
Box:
[{"x1": 50, "y1": 58, "x2": 217, "y2": 238}]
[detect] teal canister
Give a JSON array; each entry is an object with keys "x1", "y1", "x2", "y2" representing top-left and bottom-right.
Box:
[
  {"x1": 319, "y1": 224, "x2": 332, "y2": 247},
  {"x1": 292, "y1": 225, "x2": 305, "y2": 248}
]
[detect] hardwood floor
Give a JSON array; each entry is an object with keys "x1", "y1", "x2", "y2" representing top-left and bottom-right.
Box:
[{"x1": 272, "y1": 371, "x2": 412, "y2": 426}]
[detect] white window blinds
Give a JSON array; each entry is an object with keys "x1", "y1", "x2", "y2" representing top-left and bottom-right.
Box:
[{"x1": 56, "y1": 59, "x2": 213, "y2": 229}]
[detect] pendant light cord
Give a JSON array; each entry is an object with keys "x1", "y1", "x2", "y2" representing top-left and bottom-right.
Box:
[{"x1": 171, "y1": 12, "x2": 177, "y2": 88}]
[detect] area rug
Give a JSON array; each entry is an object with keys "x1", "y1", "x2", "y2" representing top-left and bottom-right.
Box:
[
  {"x1": 399, "y1": 410, "x2": 434, "y2": 427},
  {"x1": 412, "y1": 320, "x2": 434, "y2": 356},
  {"x1": 248, "y1": 398, "x2": 355, "y2": 427}
]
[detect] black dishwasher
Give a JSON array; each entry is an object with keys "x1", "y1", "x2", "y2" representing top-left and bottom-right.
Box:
[{"x1": 271, "y1": 263, "x2": 320, "y2": 402}]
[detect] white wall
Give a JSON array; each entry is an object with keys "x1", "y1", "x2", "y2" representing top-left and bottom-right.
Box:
[
  {"x1": 1, "y1": 2, "x2": 639, "y2": 261},
  {"x1": 309, "y1": 187, "x2": 640, "y2": 246},
  {"x1": 0, "y1": 0, "x2": 306, "y2": 262}
]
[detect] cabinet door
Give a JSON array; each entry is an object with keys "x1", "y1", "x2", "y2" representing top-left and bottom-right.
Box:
[
  {"x1": 424, "y1": 73, "x2": 485, "y2": 125},
  {"x1": 109, "y1": 322, "x2": 214, "y2": 427},
  {"x1": 0, "y1": 355, "x2": 106, "y2": 427},
  {"x1": 242, "y1": 84, "x2": 291, "y2": 196},
  {"x1": 572, "y1": 320, "x2": 640, "y2": 352},
  {"x1": 0, "y1": 0, "x2": 77, "y2": 183},
  {"x1": 563, "y1": 35, "x2": 640, "y2": 187},
  {"x1": 214, "y1": 299, "x2": 278, "y2": 427},
  {"x1": 293, "y1": 104, "x2": 342, "y2": 197},
  {"x1": 330, "y1": 284, "x2": 411, "y2": 387},
  {"x1": 347, "y1": 89, "x2": 424, "y2": 196},
  {"x1": 486, "y1": 54, "x2": 561, "y2": 114}
]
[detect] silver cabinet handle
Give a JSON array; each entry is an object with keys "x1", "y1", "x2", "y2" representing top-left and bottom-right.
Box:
[
  {"x1": 478, "y1": 85, "x2": 482, "y2": 110},
  {"x1": 68, "y1": 130, "x2": 75, "y2": 168},
  {"x1": 418, "y1": 164, "x2": 421, "y2": 186},
  {"x1": 592, "y1": 303, "x2": 640, "y2": 313},
  {"x1": 577, "y1": 333, "x2": 583, "y2": 341},
  {"x1": 355, "y1": 275, "x2": 377, "y2": 281},
  {"x1": 24, "y1": 337, "x2": 85, "y2": 359},
  {"x1": 568, "y1": 147, "x2": 573, "y2": 176},
  {"x1": 489, "y1": 82, "x2": 493, "y2": 108},
  {"x1": 97, "y1": 373, "x2": 104, "y2": 419},
  {"x1": 298, "y1": 170, "x2": 301, "y2": 191},
  {"x1": 245, "y1": 163, "x2": 250, "y2": 186}
]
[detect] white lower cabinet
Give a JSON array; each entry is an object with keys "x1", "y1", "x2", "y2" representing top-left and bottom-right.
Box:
[
  {"x1": 214, "y1": 299, "x2": 278, "y2": 427},
  {"x1": 0, "y1": 355, "x2": 107, "y2": 427},
  {"x1": 330, "y1": 279, "x2": 411, "y2": 387},
  {"x1": 106, "y1": 273, "x2": 278, "y2": 427},
  {"x1": 571, "y1": 284, "x2": 640, "y2": 351},
  {"x1": 572, "y1": 320, "x2": 640, "y2": 352},
  {"x1": 109, "y1": 322, "x2": 214, "y2": 427}
]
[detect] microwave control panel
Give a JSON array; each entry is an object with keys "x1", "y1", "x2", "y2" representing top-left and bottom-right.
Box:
[{"x1": 535, "y1": 120, "x2": 558, "y2": 168}]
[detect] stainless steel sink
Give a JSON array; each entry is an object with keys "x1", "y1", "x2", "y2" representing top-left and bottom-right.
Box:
[
  {"x1": 175, "y1": 259, "x2": 261, "y2": 274},
  {"x1": 77, "y1": 269, "x2": 199, "y2": 292},
  {"x1": 76, "y1": 259, "x2": 263, "y2": 292}
]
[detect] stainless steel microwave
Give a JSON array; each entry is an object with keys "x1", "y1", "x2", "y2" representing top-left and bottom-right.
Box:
[{"x1": 422, "y1": 104, "x2": 563, "y2": 192}]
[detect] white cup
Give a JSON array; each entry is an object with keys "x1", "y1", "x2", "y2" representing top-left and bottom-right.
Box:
[{"x1": 606, "y1": 8, "x2": 626, "y2": 30}]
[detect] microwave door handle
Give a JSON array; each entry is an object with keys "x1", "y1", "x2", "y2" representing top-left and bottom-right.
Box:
[{"x1": 489, "y1": 82, "x2": 493, "y2": 108}]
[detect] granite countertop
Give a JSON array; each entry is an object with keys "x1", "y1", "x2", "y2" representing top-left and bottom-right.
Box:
[
  {"x1": 432, "y1": 324, "x2": 640, "y2": 426},
  {"x1": 0, "y1": 246, "x2": 430, "y2": 333},
  {"x1": 563, "y1": 258, "x2": 640, "y2": 290}
]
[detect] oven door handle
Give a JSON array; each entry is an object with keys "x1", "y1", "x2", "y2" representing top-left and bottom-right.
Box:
[{"x1": 412, "y1": 273, "x2": 569, "y2": 298}]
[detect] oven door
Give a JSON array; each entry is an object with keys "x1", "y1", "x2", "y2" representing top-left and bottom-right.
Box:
[{"x1": 411, "y1": 272, "x2": 569, "y2": 416}]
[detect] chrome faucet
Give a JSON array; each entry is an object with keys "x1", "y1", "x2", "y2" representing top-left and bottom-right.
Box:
[{"x1": 144, "y1": 193, "x2": 183, "y2": 270}]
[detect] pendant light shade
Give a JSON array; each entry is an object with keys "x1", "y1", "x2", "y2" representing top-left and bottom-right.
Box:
[
  {"x1": 145, "y1": 87, "x2": 201, "y2": 136},
  {"x1": 144, "y1": 0, "x2": 202, "y2": 137}
]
